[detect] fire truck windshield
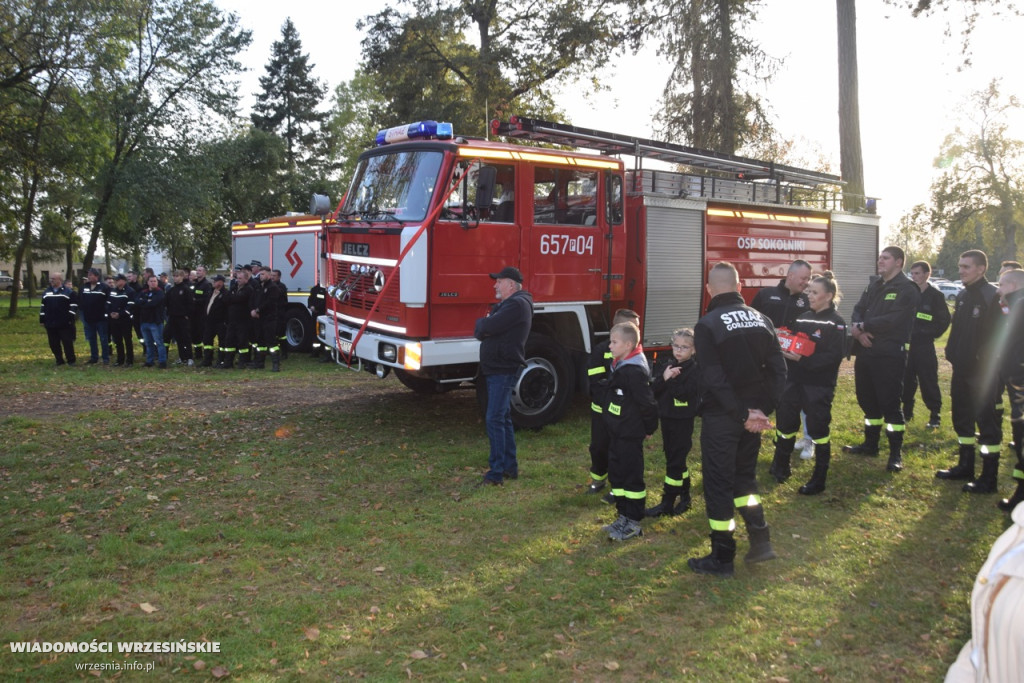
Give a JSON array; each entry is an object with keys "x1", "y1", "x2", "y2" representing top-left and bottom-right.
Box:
[{"x1": 342, "y1": 150, "x2": 443, "y2": 222}]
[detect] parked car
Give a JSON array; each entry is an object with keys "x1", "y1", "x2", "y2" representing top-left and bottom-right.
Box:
[
  {"x1": 0, "y1": 275, "x2": 14, "y2": 291},
  {"x1": 934, "y1": 281, "x2": 962, "y2": 302}
]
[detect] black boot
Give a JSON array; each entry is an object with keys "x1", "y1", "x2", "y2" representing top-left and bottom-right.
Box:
[
  {"x1": 270, "y1": 351, "x2": 280, "y2": 373},
  {"x1": 769, "y1": 436, "x2": 795, "y2": 483},
  {"x1": 744, "y1": 524, "x2": 778, "y2": 564},
  {"x1": 688, "y1": 531, "x2": 736, "y2": 577},
  {"x1": 886, "y1": 430, "x2": 904, "y2": 472},
  {"x1": 963, "y1": 454, "x2": 999, "y2": 494},
  {"x1": 937, "y1": 444, "x2": 976, "y2": 480},
  {"x1": 799, "y1": 443, "x2": 831, "y2": 495},
  {"x1": 200, "y1": 349, "x2": 214, "y2": 367},
  {"x1": 645, "y1": 485, "x2": 680, "y2": 518},
  {"x1": 673, "y1": 476, "x2": 692, "y2": 514},
  {"x1": 999, "y1": 424, "x2": 1024, "y2": 511},
  {"x1": 215, "y1": 351, "x2": 234, "y2": 370},
  {"x1": 844, "y1": 423, "x2": 881, "y2": 456}
]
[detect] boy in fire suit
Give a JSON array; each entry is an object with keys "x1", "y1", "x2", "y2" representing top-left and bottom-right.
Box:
[
  {"x1": 584, "y1": 308, "x2": 641, "y2": 500},
  {"x1": 645, "y1": 327, "x2": 700, "y2": 517},
  {"x1": 598, "y1": 321, "x2": 658, "y2": 541},
  {"x1": 690, "y1": 263, "x2": 786, "y2": 577}
]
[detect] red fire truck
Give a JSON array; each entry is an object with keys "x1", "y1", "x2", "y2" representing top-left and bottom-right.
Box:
[
  {"x1": 231, "y1": 215, "x2": 325, "y2": 352},
  {"x1": 313, "y1": 116, "x2": 879, "y2": 427}
]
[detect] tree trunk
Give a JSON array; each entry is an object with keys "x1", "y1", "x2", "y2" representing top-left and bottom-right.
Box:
[{"x1": 837, "y1": 0, "x2": 865, "y2": 211}]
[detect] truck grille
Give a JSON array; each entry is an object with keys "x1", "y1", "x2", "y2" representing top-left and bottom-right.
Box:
[{"x1": 331, "y1": 262, "x2": 402, "y2": 317}]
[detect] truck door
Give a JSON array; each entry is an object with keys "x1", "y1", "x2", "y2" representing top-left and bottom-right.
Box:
[
  {"x1": 530, "y1": 165, "x2": 604, "y2": 302},
  {"x1": 432, "y1": 158, "x2": 520, "y2": 337}
]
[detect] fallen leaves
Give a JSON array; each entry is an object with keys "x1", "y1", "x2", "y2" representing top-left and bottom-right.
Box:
[{"x1": 138, "y1": 602, "x2": 159, "y2": 614}]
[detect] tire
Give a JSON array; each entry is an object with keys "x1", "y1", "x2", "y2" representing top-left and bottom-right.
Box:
[
  {"x1": 282, "y1": 306, "x2": 313, "y2": 352},
  {"x1": 394, "y1": 369, "x2": 453, "y2": 394},
  {"x1": 476, "y1": 333, "x2": 573, "y2": 430}
]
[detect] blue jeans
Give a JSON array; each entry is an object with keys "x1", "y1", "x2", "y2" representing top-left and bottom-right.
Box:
[
  {"x1": 141, "y1": 322, "x2": 167, "y2": 365},
  {"x1": 485, "y1": 373, "x2": 518, "y2": 481},
  {"x1": 82, "y1": 319, "x2": 110, "y2": 362}
]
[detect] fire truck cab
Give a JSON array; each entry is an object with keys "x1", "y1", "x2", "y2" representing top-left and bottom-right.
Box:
[{"x1": 315, "y1": 117, "x2": 879, "y2": 428}]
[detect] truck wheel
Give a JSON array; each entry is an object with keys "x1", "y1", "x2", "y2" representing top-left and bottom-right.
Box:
[
  {"x1": 476, "y1": 334, "x2": 572, "y2": 430},
  {"x1": 283, "y1": 307, "x2": 313, "y2": 352},
  {"x1": 394, "y1": 369, "x2": 452, "y2": 394}
]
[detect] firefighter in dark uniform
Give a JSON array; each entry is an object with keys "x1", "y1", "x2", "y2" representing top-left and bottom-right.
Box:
[
  {"x1": 690, "y1": 262, "x2": 786, "y2": 578},
  {"x1": 200, "y1": 275, "x2": 228, "y2": 367},
  {"x1": 769, "y1": 272, "x2": 847, "y2": 494},
  {"x1": 107, "y1": 274, "x2": 136, "y2": 367},
  {"x1": 252, "y1": 268, "x2": 284, "y2": 371},
  {"x1": 902, "y1": 261, "x2": 951, "y2": 428},
  {"x1": 750, "y1": 259, "x2": 812, "y2": 329},
  {"x1": 165, "y1": 270, "x2": 194, "y2": 365},
  {"x1": 585, "y1": 309, "x2": 640, "y2": 499},
  {"x1": 996, "y1": 268, "x2": 1024, "y2": 512},
  {"x1": 190, "y1": 266, "x2": 212, "y2": 362},
  {"x1": 219, "y1": 269, "x2": 255, "y2": 369},
  {"x1": 272, "y1": 269, "x2": 289, "y2": 360},
  {"x1": 40, "y1": 272, "x2": 79, "y2": 365},
  {"x1": 937, "y1": 250, "x2": 1003, "y2": 492},
  {"x1": 308, "y1": 281, "x2": 327, "y2": 357},
  {"x1": 844, "y1": 246, "x2": 919, "y2": 472}
]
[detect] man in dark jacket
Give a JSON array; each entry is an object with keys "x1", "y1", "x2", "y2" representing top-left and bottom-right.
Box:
[
  {"x1": 137, "y1": 275, "x2": 168, "y2": 368},
  {"x1": 937, "y1": 250, "x2": 1003, "y2": 492},
  {"x1": 79, "y1": 267, "x2": 111, "y2": 364},
  {"x1": 996, "y1": 268, "x2": 1024, "y2": 511},
  {"x1": 165, "y1": 270, "x2": 194, "y2": 365},
  {"x1": 902, "y1": 261, "x2": 951, "y2": 428},
  {"x1": 308, "y1": 281, "x2": 327, "y2": 357},
  {"x1": 107, "y1": 274, "x2": 136, "y2": 367},
  {"x1": 40, "y1": 272, "x2": 78, "y2": 366},
  {"x1": 190, "y1": 266, "x2": 212, "y2": 361},
  {"x1": 690, "y1": 262, "x2": 786, "y2": 578},
  {"x1": 751, "y1": 259, "x2": 812, "y2": 329},
  {"x1": 844, "y1": 246, "x2": 919, "y2": 472},
  {"x1": 219, "y1": 269, "x2": 256, "y2": 369},
  {"x1": 473, "y1": 266, "x2": 533, "y2": 486},
  {"x1": 200, "y1": 275, "x2": 228, "y2": 367}
]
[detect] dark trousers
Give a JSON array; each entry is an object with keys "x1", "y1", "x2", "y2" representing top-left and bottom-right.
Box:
[
  {"x1": 46, "y1": 326, "x2": 76, "y2": 364},
  {"x1": 202, "y1": 320, "x2": 226, "y2": 355},
  {"x1": 777, "y1": 382, "x2": 835, "y2": 442},
  {"x1": 660, "y1": 416, "x2": 694, "y2": 482},
  {"x1": 951, "y1": 365, "x2": 1001, "y2": 448},
  {"x1": 902, "y1": 340, "x2": 942, "y2": 418},
  {"x1": 588, "y1": 411, "x2": 610, "y2": 480},
  {"x1": 225, "y1": 320, "x2": 252, "y2": 362},
  {"x1": 608, "y1": 435, "x2": 645, "y2": 521},
  {"x1": 110, "y1": 318, "x2": 134, "y2": 364},
  {"x1": 700, "y1": 411, "x2": 762, "y2": 530},
  {"x1": 854, "y1": 353, "x2": 907, "y2": 428},
  {"x1": 167, "y1": 316, "x2": 193, "y2": 361}
]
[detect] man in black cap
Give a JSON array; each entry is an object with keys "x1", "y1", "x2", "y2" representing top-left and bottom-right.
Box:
[
  {"x1": 473, "y1": 266, "x2": 533, "y2": 486},
  {"x1": 200, "y1": 275, "x2": 228, "y2": 367}
]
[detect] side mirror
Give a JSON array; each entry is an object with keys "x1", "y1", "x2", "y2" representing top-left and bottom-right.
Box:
[{"x1": 310, "y1": 193, "x2": 332, "y2": 217}]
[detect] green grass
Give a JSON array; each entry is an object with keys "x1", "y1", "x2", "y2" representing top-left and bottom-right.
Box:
[{"x1": 0, "y1": 308, "x2": 1008, "y2": 680}]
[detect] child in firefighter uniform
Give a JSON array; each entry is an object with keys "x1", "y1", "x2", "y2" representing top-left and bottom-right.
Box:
[
  {"x1": 598, "y1": 322, "x2": 658, "y2": 541},
  {"x1": 645, "y1": 327, "x2": 700, "y2": 517},
  {"x1": 769, "y1": 272, "x2": 847, "y2": 495},
  {"x1": 585, "y1": 308, "x2": 641, "y2": 499}
]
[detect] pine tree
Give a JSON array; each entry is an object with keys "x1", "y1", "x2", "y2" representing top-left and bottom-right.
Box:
[{"x1": 251, "y1": 18, "x2": 327, "y2": 173}]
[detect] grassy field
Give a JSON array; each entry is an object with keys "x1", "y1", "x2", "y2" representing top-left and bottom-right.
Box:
[{"x1": 0, "y1": 306, "x2": 1011, "y2": 681}]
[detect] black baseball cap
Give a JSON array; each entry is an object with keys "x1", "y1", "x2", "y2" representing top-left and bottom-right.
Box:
[
  {"x1": 212, "y1": 274, "x2": 225, "y2": 282},
  {"x1": 114, "y1": 273, "x2": 127, "y2": 281},
  {"x1": 489, "y1": 266, "x2": 523, "y2": 284}
]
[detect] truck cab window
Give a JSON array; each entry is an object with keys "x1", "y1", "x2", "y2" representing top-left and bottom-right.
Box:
[
  {"x1": 443, "y1": 162, "x2": 515, "y2": 222},
  {"x1": 344, "y1": 150, "x2": 443, "y2": 222},
  {"x1": 533, "y1": 168, "x2": 599, "y2": 225}
]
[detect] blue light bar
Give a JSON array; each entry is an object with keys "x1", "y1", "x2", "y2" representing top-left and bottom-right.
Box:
[{"x1": 375, "y1": 121, "x2": 454, "y2": 146}]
